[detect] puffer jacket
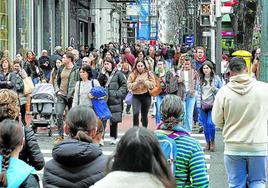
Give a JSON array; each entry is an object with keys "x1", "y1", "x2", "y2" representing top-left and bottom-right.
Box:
[
  {"x1": 43, "y1": 138, "x2": 107, "y2": 188},
  {"x1": 19, "y1": 126, "x2": 45, "y2": 171},
  {"x1": 98, "y1": 68, "x2": 127, "y2": 123}
]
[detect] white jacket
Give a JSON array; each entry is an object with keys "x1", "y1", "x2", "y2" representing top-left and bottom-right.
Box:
[
  {"x1": 212, "y1": 74, "x2": 268, "y2": 156},
  {"x1": 90, "y1": 171, "x2": 165, "y2": 188}
]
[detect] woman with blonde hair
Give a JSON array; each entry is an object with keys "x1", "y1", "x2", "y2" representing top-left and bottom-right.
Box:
[{"x1": 0, "y1": 89, "x2": 45, "y2": 171}]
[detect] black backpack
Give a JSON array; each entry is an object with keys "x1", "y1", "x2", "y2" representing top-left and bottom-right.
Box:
[{"x1": 165, "y1": 70, "x2": 185, "y2": 100}]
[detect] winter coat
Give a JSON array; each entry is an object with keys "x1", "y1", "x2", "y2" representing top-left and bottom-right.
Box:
[
  {"x1": 98, "y1": 68, "x2": 127, "y2": 123},
  {"x1": 43, "y1": 138, "x2": 107, "y2": 188},
  {"x1": 19, "y1": 126, "x2": 45, "y2": 171},
  {"x1": 90, "y1": 171, "x2": 165, "y2": 188},
  {"x1": 0, "y1": 155, "x2": 40, "y2": 188},
  {"x1": 0, "y1": 71, "x2": 15, "y2": 89},
  {"x1": 39, "y1": 55, "x2": 51, "y2": 71},
  {"x1": 56, "y1": 65, "x2": 80, "y2": 99}
]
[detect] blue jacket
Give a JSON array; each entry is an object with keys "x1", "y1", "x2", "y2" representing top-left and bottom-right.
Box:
[{"x1": 0, "y1": 155, "x2": 38, "y2": 188}]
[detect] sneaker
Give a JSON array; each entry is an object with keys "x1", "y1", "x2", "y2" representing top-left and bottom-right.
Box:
[
  {"x1": 100, "y1": 139, "x2": 104, "y2": 147},
  {"x1": 110, "y1": 137, "x2": 117, "y2": 145},
  {"x1": 54, "y1": 136, "x2": 64, "y2": 145}
]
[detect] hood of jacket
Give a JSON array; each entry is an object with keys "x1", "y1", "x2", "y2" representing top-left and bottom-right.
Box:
[
  {"x1": 52, "y1": 138, "x2": 102, "y2": 167},
  {"x1": 227, "y1": 74, "x2": 256, "y2": 95}
]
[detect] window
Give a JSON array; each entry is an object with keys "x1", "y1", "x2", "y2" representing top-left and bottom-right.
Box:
[{"x1": 0, "y1": 0, "x2": 8, "y2": 50}]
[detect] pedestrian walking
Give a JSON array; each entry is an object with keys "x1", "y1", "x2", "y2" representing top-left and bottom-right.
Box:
[
  {"x1": 157, "y1": 94, "x2": 209, "y2": 187},
  {"x1": 197, "y1": 61, "x2": 222, "y2": 151},
  {"x1": 177, "y1": 54, "x2": 199, "y2": 133},
  {"x1": 72, "y1": 64, "x2": 100, "y2": 108},
  {"x1": 127, "y1": 59, "x2": 156, "y2": 127},
  {"x1": 154, "y1": 60, "x2": 168, "y2": 125},
  {"x1": 98, "y1": 57, "x2": 127, "y2": 144},
  {"x1": 55, "y1": 52, "x2": 80, "y2": 144},
  {"x1": 43, "y1": 105, "x2": 107, "y2": 187},
  {"x1": 212, "y1": 57, "x2": 268, "y2": 187},
  {"x1": 0, "y1": 119, "x2": 40, "y2": 187},
  {"x1": 90, "y1": 127, "x2": 176, "y2": 188}
]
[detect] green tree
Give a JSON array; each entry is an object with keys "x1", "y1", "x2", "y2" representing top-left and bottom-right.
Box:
[{"x1": 231, "y1": 0, "x2": 259, "y2": 51}]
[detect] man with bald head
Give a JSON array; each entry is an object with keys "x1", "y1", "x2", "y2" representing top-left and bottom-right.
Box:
[
  {"x1": 82, "y1": 57, "x2": 98, "y2": 79},
  {"x1": 72, "y1": 49, "x2": 82, "y2": 68}
]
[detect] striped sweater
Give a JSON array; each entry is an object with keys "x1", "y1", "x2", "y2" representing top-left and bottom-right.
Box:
[{"x1": 174, "y1": 134, "x2": 209, "y2": 187}]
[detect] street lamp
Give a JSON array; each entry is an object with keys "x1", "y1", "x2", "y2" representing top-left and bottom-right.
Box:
[{"x1": 188, "y1": 3, "x2": 195, "y2": 16}]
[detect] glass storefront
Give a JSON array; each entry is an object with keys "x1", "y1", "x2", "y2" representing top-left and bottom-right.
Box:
[
  {"x1": 0, "y1": 0, "x2": 8, "y2": 51},
  {"x1": 16, "y1": 0, "x2": 30, "y2": 55}
]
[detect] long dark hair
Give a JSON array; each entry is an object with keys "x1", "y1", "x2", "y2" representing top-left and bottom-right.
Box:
[
  {"x1": 80, "y1": 64, "x2": 93, "y2": 80},
  {"x1": 66, "y1": 105, "x2": 96, "y2": 143},
  {"x1": 199, "y1": 61, "x2": 215, "y2": 86},
  {"x1": 108, "y1": 127, "x2": 176, "y2": 188},
  {"x1": 0, "y1": 119, "x2": 24, "y2": 187}
]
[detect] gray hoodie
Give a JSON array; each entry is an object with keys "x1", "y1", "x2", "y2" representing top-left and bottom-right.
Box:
[{"x1": 212, "y1": 74, "x2": 268, "y2": 156}]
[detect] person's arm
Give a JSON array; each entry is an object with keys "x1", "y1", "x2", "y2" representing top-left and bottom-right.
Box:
[
  {"x1": 113, "y1": 72, "x2": 127, "y2": 99},
  {"x1": 127, "y1": 72, "x2": 139, "y2": 91},
  {"x1": 189, "y1": 144, "x2": 209, "y2": 187},
  {"x1": 145, "y1": 72, "x2": 156, "y2": 90},
  {"x1": 72, "y1": 82, "x2": 79, "y2": 107},
  {"x1": 19, "y1": 127, "x2": 45, "y2": 170},
  {"x1": 212, "y1": 91, "x2": 225, "y2": 129}
]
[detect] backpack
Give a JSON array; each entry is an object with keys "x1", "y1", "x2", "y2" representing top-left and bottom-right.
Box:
[
  {"x1": 165, "y1": 71, "x2": 179, "y2": 94},
  {"x1": 155, "y1": 130, "x2": 183, "y2": 175}
]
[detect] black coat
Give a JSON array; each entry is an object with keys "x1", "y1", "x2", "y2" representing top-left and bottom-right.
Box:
[
  {"x1": 20, "y1": 174, "x2": 40, "y2": 188},
  {"x1": 43, "y1": 138, "x2": 107, "y2": 188},
  {"x1": 19, "y1": 126, "x2": 45, "y2": 171},
  {"x1": 98, "y1": 68, "x2": 127, "y2": 123}
]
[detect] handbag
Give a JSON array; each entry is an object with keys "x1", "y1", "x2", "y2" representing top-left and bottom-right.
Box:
[
  {"x1": 201, "y1": 95, "x2": 214, "y2": 111},
  {"x1": 23, "y1": 77, "x2": 35, "y2": 95},
  {"x1": 125, "y1": 92, "x2": 133, "y2": 105},
  {"x1": 148, "y1": 73, "x2": 162, "y2": 97}
]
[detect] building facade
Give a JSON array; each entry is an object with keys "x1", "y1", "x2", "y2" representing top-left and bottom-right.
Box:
[{"x1": 0, "y1": 0, "x2": 122, "y2": 59}]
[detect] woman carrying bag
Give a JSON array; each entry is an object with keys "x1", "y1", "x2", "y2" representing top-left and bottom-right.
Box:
[
  {"x1": 72, "y1": 65, "x2": 100, "y2": 108},
  {"x1": 197, "y1": 61, "x2": 222, "y2": 152},
  {"x1": 127, "y1": 59, "x2": 156, "y2": 128},
  {"x1": 98, "y1": 57, "x2": 127, "y2": 145}
]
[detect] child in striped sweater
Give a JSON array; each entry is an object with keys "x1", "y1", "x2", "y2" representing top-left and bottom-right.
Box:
[{"x1": 158, "y1": 94, "x2": 209, "y2": 187}]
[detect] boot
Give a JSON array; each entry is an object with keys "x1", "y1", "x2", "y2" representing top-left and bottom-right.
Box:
[
  {"x1": 203, "y1": 141, "x2": 210, "y2": 151},
  {"x1": 210, "y1": 140, "x2": 215, "y2": 152}
]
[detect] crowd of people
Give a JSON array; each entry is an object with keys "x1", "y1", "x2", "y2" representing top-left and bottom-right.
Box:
[{"x1": 0, "y1": 42, "x2": 267, "y2": 187}]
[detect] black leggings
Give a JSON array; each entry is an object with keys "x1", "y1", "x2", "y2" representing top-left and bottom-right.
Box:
[
  {"x1": 102, "y1": 120, "x2": 118, "y2": 139},
  {"x1": 132, "y1": 92, "x2": 151, "y2": 128}
]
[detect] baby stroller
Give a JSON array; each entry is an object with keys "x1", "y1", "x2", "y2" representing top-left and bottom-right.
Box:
[{"x1": 30, "y1": 83, "x2": 56, "y2": 136}]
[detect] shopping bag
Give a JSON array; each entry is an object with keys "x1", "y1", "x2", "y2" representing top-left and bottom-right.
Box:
[
  {"x1": 125, "y1": 92, "x2": 133, "y2": 105},
  {"x1": 23, "y1": 77, "x2": 35, "y2": 95}
]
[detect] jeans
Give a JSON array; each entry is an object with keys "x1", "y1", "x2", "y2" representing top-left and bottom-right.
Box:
[
  {"x1": 55, "y1": 95, "x2": 73, "y2": 136},
  {"x1": 182, "y1": 96, "x2": 196, "y2": 133},
  {"x1": 167, "y1": 58, "x2": 174, "y2": 70},
  {"x1": 43, "y1": 70, "x2": 51, "y2": 82},
  {"x1": 132, "y1": 92, "x2": 151, "y2": 128},
  {"x1": 155, "y1": 95, "x2": 165, "y2": 125},
  {"x1": 198, "y1": 108, "x2": 215, "y2": 143},
  {"x1": 224, "y1": 155, "x2": 268, "y2": 188},
  {"x1": 32, "y1": 77, "x2": 40, "y2": 85}
]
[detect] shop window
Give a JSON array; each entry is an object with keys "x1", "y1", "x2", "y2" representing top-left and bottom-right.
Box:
[{"x1": 0, "y1": 0, "x2": 8, "y2": 50}]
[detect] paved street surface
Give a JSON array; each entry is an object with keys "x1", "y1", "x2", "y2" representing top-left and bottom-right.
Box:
[{"x1": 29, "y1": 113, "x2": 229, "y2": 187}]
